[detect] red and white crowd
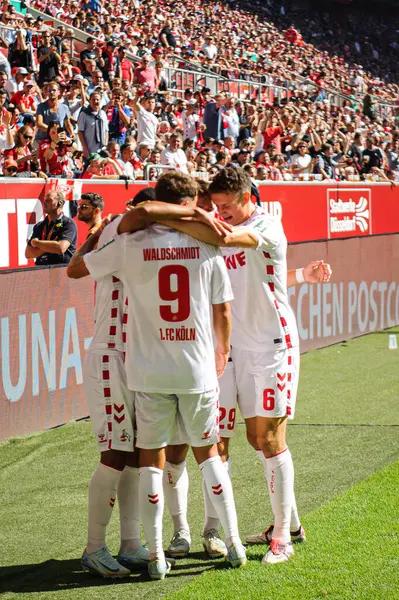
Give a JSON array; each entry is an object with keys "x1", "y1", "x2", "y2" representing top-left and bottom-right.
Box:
[{"x1": 0, "y1": 0, "x2": 397, "y2": 182}]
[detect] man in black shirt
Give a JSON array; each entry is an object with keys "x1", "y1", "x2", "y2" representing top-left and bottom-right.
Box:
[
  {"x1": 159, "y1": 20, "x2": 177, "y2": 49},
  {"x1": 362, "y1": 137, "x2": 384, "y2": 174},
  {"x1": 25, "y1": 190, "x2": 77, "y2": 266}
]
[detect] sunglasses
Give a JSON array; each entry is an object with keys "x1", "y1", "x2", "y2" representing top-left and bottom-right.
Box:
[
  {"x1": 4, "y1": 167, "x2": 17, "y2": 173},
  {"x1": 78, "y1": 204, "x2": 93, "y2": 210},
  {"x1": 22, "y1": 134, "x2": 33, "y2": 140}
]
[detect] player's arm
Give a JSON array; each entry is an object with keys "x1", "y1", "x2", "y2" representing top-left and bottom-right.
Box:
[
  {"x1": 66, "y1": 228, "x2": 103, "y2": 278},
  {"x1": 163, "y1": 220, "x2": 259, "y2": 248},
  {"x1": 287, "y1": 261, "x2": 332, "y2": 287},
  {"x1": 212, "y1": 302, "x2": 231, "y2": 378},
  {"x1": 117, "y1": 202, "x2": 224, "y2": 236}
]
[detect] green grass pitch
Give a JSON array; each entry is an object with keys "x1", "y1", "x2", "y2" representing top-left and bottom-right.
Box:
[{"x1": 1, "y1": 327, "x2": 398, "y2": 600}]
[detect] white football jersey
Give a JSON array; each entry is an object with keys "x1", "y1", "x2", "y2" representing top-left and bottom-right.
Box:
[
  {"x1": 84, "y1": 224, "x2": 233, "y2": 393},
  {"x1": 87, "y1": 216, "x2": 125, "y2": 353},
  {"x1": 222, "y1": 206, "x2": 299, "y2": 352}
]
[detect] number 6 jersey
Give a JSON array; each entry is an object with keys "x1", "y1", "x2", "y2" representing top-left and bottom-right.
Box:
[{"x1": 84, "y1": 224, "x2": 233, "y2": 394}]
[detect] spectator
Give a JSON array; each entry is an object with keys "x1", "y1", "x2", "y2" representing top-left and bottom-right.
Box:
[
  {"x1": 37, "y1": 31, "x2": 60, "y2": 85},
  {"x1": 80, "y1": 37, "x2": 103, "y2": 71},
  {"x1": 203, "y1": 93, "x2": 226, "y2": 141},
  {"x1": 159, "y1": 19, "x2": 176, "y2": 50},
  {"x1": 10, "y1": 81, "x2": 37, "y2": 117},
  {"x1": 118, "y1": 47, "x2": 133, "y2": 85},
  {"x1": 78, "y1": 92, "x2": 108, "y2": 157},
  {"x1": 202, "y1": 36, "x2": 218, "y2": 60},
  {"x1": 4, "y1": 124, "x2": 38, "y2": 173},
  {"x1": 182, "y1": 99, "x2": 199, "y2": 142},
  {"x1": 160, "y1": 133, "x2": 188, "y2": 173},
  {"x1": 25, "y1": 190, "x2": 77, "y2": 266},
  {"x1": 82, "y1": 153, "x2": 123, "y2": 179},
  {"x1": 289, "y1": 142, "x2": 312, "y2": 176},
  {"x1": 38, "y1": 122, "x2": 74, "y2": 178},
  {"x1": 131, "y1": 91, "x2": 158, "y2": 149},
  {"x1": 133, "y1": 55, "x2": 158, "y2": 94},
  {"x1": 36, "y1": 81, "x2": 74, "y2": 141},
  {"x1": 101, "y1": 40, "x2": 121, "y2": 83},
  {"x1": 362, "y1": 137, "x2": 384, "y2": 174},
  {"x1": 314, "y1": 144, "x2": 337, "y2": 180},
  {"x1": 104, "y1": 88, "x2": 131, "y2": 145},
  {"x1": 118, "y1": 143, "x2": 136, "y2": 179}
]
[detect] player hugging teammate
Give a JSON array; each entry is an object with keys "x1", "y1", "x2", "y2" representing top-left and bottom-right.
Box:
[{"x1": 67, "y1": 167, "x2": 331, "y2": 580}]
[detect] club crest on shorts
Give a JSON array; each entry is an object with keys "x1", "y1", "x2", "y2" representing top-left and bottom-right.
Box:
[
  {"x1": 202, "y1": 431, "x2": 211, "y2": 440},
  {"x1": 97, "y1": 433, "x2": 106, "y2": 443},
  {"x1": 120, "y1": 429, "x2": 131, "y2": 443}
]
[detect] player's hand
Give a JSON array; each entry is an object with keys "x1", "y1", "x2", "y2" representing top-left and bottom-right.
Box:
[
  {"x1": 215, "y1": 347, "x2": 229, "y2": 378},
  {"x1": 303, "y1": 260, "x2": 332, "y2": 283},
  {"x1": 194, "y1": 206, "x2": 232, "y2": 237}
]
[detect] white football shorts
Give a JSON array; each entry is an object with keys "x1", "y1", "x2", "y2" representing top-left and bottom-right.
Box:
[
  {"x1": 218, "y1": 359, "x2": 238, "y2": 438},
  {"x1": 134, "y1": 390, "x2": 219, "y2": 449},
  {"x1": 83, "y1": 351, "x2": 135, "y2": 452},
  {"x1": 228, "y1": 345, "x2": 300, "y2": 420}
]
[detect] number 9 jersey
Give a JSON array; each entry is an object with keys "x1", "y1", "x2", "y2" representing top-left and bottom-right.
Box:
[{"x1": 84, "y1": 224, "x2": 233, "y2": 394}]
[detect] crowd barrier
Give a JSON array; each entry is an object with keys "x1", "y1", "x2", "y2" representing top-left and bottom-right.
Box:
[
  {"x1": 1, "y1": 179, "x2": 399, "y2": 270},
  {"x1": 1, "y1": 233, "x2": 399, "y2": 440}
]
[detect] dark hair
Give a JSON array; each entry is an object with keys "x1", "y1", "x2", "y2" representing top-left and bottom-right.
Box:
[
  {"x1": 127, "y1": 187, "x2": 156, "y2": 207},
  {"x1": 155, "y1": 171, "x2": 198, "y2": 205},
  {"x1": 209, "y1": 166, "x2": 251, "y2": 197},
  {"x1": 321, "y1": 143, "x2": 333, "y2": 153},
  {"x1": 81, "y1": 192, "x2": 104, "y2": 211}
]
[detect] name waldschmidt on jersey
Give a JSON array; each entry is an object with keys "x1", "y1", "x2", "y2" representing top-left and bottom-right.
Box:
[{"x1": 143, "y1": 247, "x2": 200, "y2": 261}]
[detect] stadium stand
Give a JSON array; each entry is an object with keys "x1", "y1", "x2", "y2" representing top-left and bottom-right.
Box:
[{"x1": 0, "y1": 0, "x2": 397, "y2": 182}]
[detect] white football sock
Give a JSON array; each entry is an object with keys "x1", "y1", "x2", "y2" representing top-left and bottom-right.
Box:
[
  {"x1": 202, "y1": 458, "x2": 231, "y2": 533},
  {"x1": 139, "y1": 466, "x2": 164, "y2": 560},
  {"x1": 117, "y1": 466, "x2": 142, "y2": 553},
  {"x1": 163, "y1": 461, "x2": 190, "y2": 535},
  {"x1": 290, "y1": 497, "x2": 301, "y2": 532},
  {"x1": 200, "y1": 456, "x2": 239, "y2": 547},
  {"x1": 266, "y1": 448, "x2": 294, "y2": 544},
  {"x1": 87, "y1": 462, "x2": 122, "y2": 554}
]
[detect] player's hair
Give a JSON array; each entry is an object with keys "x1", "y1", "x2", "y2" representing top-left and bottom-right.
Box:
[
  {"x1": 209, "y1": 166, "x2": 251, "y2": 198},
  {"x1": 127, "y1": 187, "x2": 156, "y2": 207},
  {"x1": 197, "y1": 180, "x2": 210, "y2": 200},
  {"x1": 81, "y1": 192, "x2": 104, "y2": 211},
  {"x1": 155, "y1": 171, "x2": 198, "y2": 205}
]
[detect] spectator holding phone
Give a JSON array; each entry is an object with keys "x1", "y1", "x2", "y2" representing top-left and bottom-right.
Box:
[
  {"x1": 38, "y1": 122, "x2": 73, "y2": 177},
  {"x1": 4, "y1": 124, "x2": 38, "y2": 173}
]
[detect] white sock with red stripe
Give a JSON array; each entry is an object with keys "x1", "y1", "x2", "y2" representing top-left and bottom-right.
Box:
[
  {"x1": 265, "y1": 448, "x2": 294, "y2": 544},
  {"x1": 202, "y1": 458, "x2": 231, "y2": 533},
  {"x1": 200, "y1": 456, "x2": 239, "y2": 546},
  {"x1": 163, "y1": 461, "x2": 190, "y2": 535},
  {"x1": 87, "y1": 462, "x2": 122, "y2": 554},
  {"x1": 139, "y1": 466, "x2": 165, "y2": 560},
  {"x1": 257, "y1": 449, "x2": 299, "y2": 533},
  {"x1": 117, "y1": 466, "x2": 142, "y2": 553}
]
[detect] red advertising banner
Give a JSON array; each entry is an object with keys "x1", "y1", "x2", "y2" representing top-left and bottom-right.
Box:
[
  {"x1": 1, "y1": 234, "x2": 399, "y2": 440},
  {"x1": 1, "y1": 180, "x2": 399, "y2": 271}
]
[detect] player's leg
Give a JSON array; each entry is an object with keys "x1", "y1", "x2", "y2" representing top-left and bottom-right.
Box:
[
  {"x1": 179, "y1": 391, "x2": 247, "y2": 568},
  {"x1": 117, "y1": 449, "x2": 150, "y2": 570},
  {"x1": 82, "y1": 352, "x2": 131, "y2": 578},
  {"x1": 135, "y1": 391, "x2": 177, "y2": 580},
  {"x1": 255, "y1": 347, "x2": 302, "y2": 564},
  {"x1": 202, "y1": 360, "x2": 237, "y2": 558},
  {"x1": 164, "y1": 443, "x2": 191, "y2": 558}
]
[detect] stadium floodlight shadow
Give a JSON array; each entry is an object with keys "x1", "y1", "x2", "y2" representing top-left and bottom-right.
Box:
[{"x1": 0, "y1": 556, "x2": 223, "y2": 593}]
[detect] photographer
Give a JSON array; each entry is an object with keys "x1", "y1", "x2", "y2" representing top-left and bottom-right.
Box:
[{"x1": 38, "y1": 122, "x2": 74, "y2": 178}]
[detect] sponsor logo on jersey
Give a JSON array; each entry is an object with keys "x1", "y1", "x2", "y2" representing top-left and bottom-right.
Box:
[
  {"x1": 327, "y1": 188, "x2": 371, "y2": 238},
  {"x1": 223, "y1": 251, "x2": 246, "y2": 270}
]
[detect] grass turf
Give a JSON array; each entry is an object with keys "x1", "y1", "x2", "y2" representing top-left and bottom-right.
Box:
[{"x1": 0, "y1": 327, "x2": 398, "y2": 599}]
